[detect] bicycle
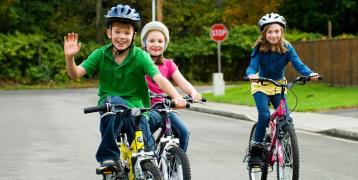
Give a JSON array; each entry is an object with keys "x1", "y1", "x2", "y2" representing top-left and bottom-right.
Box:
[
  {"x1": 84, "y1": 103, "x2": 162, "y2": 180},
  {"x1": 150, "y1": 94, "x2": 206, "y2": 180},
  {"x1": 243, "y1": 76, "x2": 322, "y2": 180}
]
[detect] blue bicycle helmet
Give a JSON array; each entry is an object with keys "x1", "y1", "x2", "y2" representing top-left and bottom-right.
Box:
[{"x1": 104, "y1": 4, "x2": 141, "y2": 31}]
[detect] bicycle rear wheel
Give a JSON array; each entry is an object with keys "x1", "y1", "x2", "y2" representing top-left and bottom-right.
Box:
[
  {"x1": 276, "y1": 124, "x2": 299, "y2": 180},
  {"x1": 248, "y1": 122, "x2": 268, "y2": 180}
]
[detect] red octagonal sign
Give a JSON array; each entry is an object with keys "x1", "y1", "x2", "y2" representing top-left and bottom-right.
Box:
[{"x1": 210, "y1": 24, "x2": 228, "y2": 42}]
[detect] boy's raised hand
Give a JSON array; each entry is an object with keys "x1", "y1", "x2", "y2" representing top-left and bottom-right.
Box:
[{"x1": 64, "y1": 32, "x2": 81, "y2": 57}]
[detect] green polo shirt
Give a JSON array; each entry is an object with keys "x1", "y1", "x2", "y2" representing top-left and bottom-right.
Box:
[{"x1": 80, "y1": 44, "x2": 159, "y2": 108}]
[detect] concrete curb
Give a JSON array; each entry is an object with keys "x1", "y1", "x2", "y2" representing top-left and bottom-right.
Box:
[
  {"x1": 188, "y1": 106, "x2": 358, "y2": 141},
  {"x1": 320, "y1": 129, "x2": 358, "y2": 141}
]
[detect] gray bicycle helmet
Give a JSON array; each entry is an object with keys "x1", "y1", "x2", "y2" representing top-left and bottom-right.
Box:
[
  {"x1": 104, "y1": 4, "x2": 141, "y2": 31},
  {"x1": 141, "y1": 21, "x2": 170, "y2": 50},
  {"x1": 258, "y1": 13, "x2": 286, "y2": 32}
]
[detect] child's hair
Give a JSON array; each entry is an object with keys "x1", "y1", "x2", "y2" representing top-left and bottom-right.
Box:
[
  {"x1": 109, "y1": 22, "x2": 134, "y2": 32},
  {"x1": 253, "y1": 24, "x2": 288, "y2": 54},
  {"x1": 154, "y1": 55, "x2": 165, "y2": 65}
]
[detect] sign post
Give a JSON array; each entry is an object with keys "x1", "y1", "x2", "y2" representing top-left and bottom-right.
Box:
[{"x1": 210, "y1": 24, "x2": 228, "y2": 96}]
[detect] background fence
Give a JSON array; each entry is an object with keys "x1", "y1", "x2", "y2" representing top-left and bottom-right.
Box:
[{"x1": 286, "y1": 38, "x2": 358, "y2": 86}]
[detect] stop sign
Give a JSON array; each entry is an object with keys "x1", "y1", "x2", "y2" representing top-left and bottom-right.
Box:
[{"x1": 210, "y1": 24, "x2": 228, "y2": 42}]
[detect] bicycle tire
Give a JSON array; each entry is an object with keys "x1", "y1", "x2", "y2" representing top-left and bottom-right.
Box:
[
  {"x1": 276, "y1": 124, "x2": 299, "y2": 180},
  {"x1": 164, "y1": 146, "x2": 191, "y2": 180},
  {"x1": 248, "y1": 122, "x2": 268, "y2": 180},
  {"x1": 140, "y1": 160, "x2": 162, "y2": 180}
]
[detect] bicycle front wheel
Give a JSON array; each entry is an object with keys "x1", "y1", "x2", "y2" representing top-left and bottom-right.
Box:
[
  {"x1": 276, "y1": 124, "x2": 299, "y2": 180},
  {"x1": 140, "y1": 160, "x2": 162, "y2": 180},
  {"x1": 163, "y1": 146, "x2": 191, "y2": 180}
]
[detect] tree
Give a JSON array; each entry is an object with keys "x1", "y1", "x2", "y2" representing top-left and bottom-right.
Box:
[{"x1": 278, "y1": 0, "x2": 358, "y2": 36}]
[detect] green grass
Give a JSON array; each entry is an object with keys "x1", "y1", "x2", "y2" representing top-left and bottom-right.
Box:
[{"x1": 202, "y1": 82, "x2": 358, "y2": 112}]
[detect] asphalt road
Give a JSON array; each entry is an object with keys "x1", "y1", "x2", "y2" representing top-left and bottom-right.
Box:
[{"x1": 0, "y1": 89, "x2": 357, "y2": 180}]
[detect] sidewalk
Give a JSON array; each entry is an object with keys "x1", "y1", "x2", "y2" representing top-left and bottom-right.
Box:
[{"x1": 189, "y1": 102, "x2": 358, "y2": 141}]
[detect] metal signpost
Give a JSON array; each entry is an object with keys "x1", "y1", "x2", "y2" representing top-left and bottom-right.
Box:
[{"x1": 210, "y1": 24, "x2": 228, "y2": 95}]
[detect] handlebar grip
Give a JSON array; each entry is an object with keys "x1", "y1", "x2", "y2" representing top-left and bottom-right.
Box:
[
  {"x1": 169, "y1": 101, "x2": 190, "y2": 108},
  {"x1": 243, "y1": 77, "x2": 250, "y2": 81},
  {"x1": 201, "y1": 97, "x2": 207, "y2": 102},
  {"x1": 83, "y1": 104, "x2": 107, "y2": 114}
]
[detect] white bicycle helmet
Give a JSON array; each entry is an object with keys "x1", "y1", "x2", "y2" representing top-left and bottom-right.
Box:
[
  {"x1": 258, "y1": 13, "x2": 286, "y2": 32},
  {"x1": 104, "y1": 4, "x2": 141, "y2": 31},
  {"x1": 141, "y1": 21, "x2": 170, "y2": 50}
]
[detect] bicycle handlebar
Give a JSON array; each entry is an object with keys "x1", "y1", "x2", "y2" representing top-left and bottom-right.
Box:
[
  {"x1": 243, "y1": 76, "x2": 323, "y2": 88},
  {"x1": 84, "y1": 103, "x2": 148, "y2": 115},
  {"x1": 150, "y1": 93, "x2": 206, "y2": 109}
]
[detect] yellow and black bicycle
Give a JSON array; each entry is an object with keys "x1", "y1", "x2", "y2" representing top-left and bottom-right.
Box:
[{"x1": 84, "y1": 103, "x2": 162, "y2": 180}]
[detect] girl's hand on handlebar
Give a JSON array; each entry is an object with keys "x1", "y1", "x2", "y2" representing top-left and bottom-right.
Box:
[
  {"x1": 190, "y1": 92, "x2": 202, "y2": 102},
  {"x1": 248, "y1": 74, "x2": 259, "y2": 82},
  {"x1": 172, "y1": 97, "x2": 187, "y2": 109},
  {"x1": 309, "y1": 72, "x2": 320, "y2": 81}
]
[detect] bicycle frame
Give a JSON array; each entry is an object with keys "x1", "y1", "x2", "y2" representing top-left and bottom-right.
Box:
[
  {"x1": 266, "y1": 96, "x2": 288, "y2": 168},
  {"x1": 85, "y1": 104, "x2": 158, "y2": 180},
  {"x1": 117, "y1": 110, "x2": 156, "y2": 180}
]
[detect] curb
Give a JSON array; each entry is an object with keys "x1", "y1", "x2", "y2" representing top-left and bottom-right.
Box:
[
  {"x1": 320, "y1": 129, "x2": 358, "y2": 141},
  {"x1": 187, "y1": 107, "x2": 358, "y2": 141}
]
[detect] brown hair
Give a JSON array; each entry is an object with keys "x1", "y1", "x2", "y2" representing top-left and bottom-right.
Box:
[
  {"x1": 154, "y1": 55, "x2": 165, "y2": 65},
  {"x1": 253, "y1": 24, "x2": 288, "y2": 54},
  {"x1": 109, "y1": 22, "x2": 134, "y2": 31}
]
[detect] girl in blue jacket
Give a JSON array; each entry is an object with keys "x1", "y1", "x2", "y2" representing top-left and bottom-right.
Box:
[{"x1": 246, "y1": 13, "x2": 319, "y2": 166}]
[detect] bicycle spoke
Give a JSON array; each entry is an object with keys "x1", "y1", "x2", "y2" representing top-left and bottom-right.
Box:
[{"x1": 167, "y1": 153, "x2": 184, "y2": 180}]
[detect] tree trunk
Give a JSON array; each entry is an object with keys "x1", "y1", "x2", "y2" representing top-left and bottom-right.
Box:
[
  {"x1": 157, "y1": 0, "x2": 163, "y2": 21},
  {"x1": 95, "y1": 0, "x2": 103, "y2": 43}
]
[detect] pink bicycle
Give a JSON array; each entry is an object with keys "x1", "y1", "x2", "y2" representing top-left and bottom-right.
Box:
[{"x1": 243, "y1": 76, "x2": 322, "y2": 180}]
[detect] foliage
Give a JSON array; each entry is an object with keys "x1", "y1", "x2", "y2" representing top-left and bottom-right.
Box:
[
  {"x1": 278, "y1": 0, "x2": 358, "y2": 36},
  {"x1": 222, "y1": 0, "x2": 281, "y2": 27},
  {"x1": 0, "y1": 0, "x2": 356, "y2": 85},
  {"x1": 165, "y1": 24, "x2": 322, "y2": 82},
  {"x1": 0, "y1": 32, "x2": 101, "y2": 84},
  {"x1": 163, "y1": 0, "x2": 221, "y2": 39}
]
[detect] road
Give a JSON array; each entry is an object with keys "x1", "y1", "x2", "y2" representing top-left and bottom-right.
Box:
[{"x1": 0, "y1": 89, "x2": 357, "y2": 180}]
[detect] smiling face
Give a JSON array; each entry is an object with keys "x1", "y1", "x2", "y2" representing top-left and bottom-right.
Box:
[
  {"x1": 107, "y1": 22, "x2": 135, "y2": 50},
  {"x1": 145, "y1": 30, "x2": 166, "y2": 57},
  {"x1": 264, "y1": 23, "x2": 283, "y2": 45}
]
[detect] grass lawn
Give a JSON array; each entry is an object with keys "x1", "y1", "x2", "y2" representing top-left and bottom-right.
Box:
[{"x1": 202, "y1": 82, "x2": 358, "y2": 112}]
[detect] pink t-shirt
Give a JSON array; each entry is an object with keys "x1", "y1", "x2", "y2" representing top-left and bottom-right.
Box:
[{"x1": 145, "y1": 59, "x2": 178, "y2": 105}]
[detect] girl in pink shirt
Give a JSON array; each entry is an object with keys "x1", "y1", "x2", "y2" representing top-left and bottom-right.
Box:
[{"x1": 141, "y1": 21, "x2": 202, "y2": 151}]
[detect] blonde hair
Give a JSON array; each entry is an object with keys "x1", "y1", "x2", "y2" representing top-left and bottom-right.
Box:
[{"x1": 253, "y1": 24, "x2": 288, "y2": 54}]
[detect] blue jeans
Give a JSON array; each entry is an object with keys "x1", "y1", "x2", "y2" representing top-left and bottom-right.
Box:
[
  {"x1": 149, "y1": 110, "x2": 190, "y2": 152},
  {"x1": 253, "y1": 92, "x2": 282, "y2": 143},
  {"x1": 96, "y1": 96, "x2": 155, "y2": 163}
]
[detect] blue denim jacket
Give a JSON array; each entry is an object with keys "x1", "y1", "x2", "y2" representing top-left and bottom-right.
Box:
[{"x1": 246, "y1": 43, "x2": 313, "y2": 80}]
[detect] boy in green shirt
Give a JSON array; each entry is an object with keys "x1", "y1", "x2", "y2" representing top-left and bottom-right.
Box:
[{"x1": 63, "y1": 4, "x2": 186, "y2": 168}]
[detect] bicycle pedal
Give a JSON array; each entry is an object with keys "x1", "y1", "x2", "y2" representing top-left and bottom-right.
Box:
[
  {"x1": 96, "y1": 166, "x2": 117, "y2": 175},
  {"x1": 250, "y1": 166, "x2": 262, "y2": 172}
]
